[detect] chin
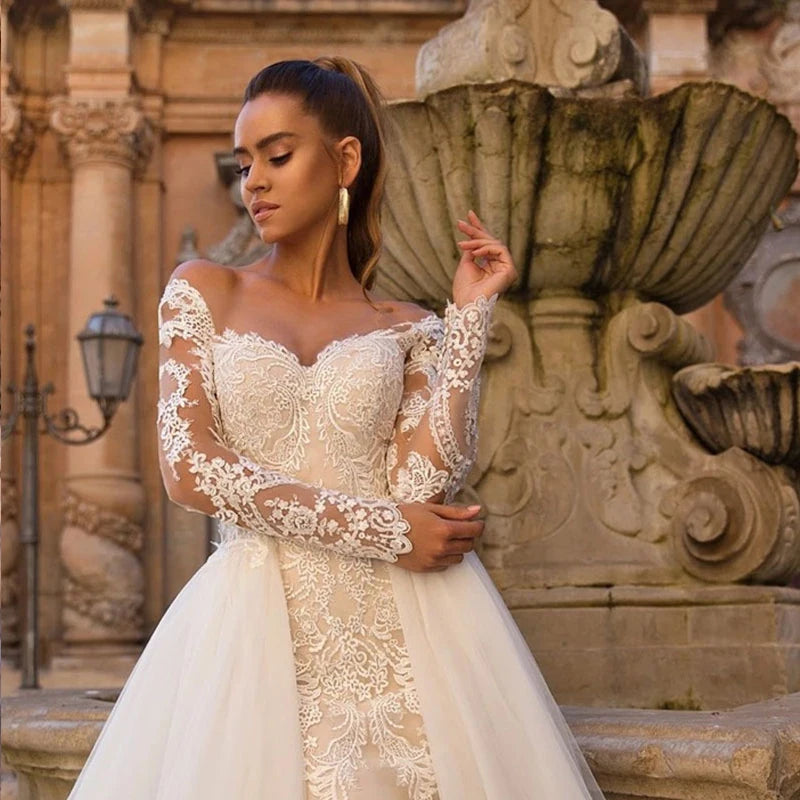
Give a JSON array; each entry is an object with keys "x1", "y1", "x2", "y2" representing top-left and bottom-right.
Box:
[
  {"x1": 256, "y1": 223, "x2": 283, "y2": 244},
  {"x1": 258, "y1": 229, "x2": 277, "y2": 244}
]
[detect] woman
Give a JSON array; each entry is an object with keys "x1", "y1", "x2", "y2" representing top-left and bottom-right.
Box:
[{"x1": 66, "y1": 58, "x2": 604, "y2": 799}]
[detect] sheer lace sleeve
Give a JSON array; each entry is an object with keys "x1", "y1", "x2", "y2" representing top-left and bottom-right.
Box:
[
  {"x1": 156, "y1": 270, "x2": 413, "y2": 562},
  {"x1": 386, "y1": 293, "x2": 498, "y2": 505}
]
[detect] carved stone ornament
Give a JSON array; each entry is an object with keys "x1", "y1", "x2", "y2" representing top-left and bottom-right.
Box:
[
  {"x1": 49, "y1": 96, "x2": 154, "y2": 172},
  {"x1": 673, "y1": 362, "x2": 800, "y2": 468},
  {"x1": 59, "y1": 488, "x2": 144, "y2": 637},
  {"x1": 763, "y1": 0, "x2": 800, "y2": 104},
  {"x1": 0, "y1": 92, "x2": 35, "y2": 177},
  {"x1": 379, "y1": 80, "x2": 797, "y2": 315},
  {"x1": 415, "y1": 0, "x2": 647, "y2": 96},
  {"x1": 373, "y1": 78, "x2": 800, "y2": 587},
  {"x1": 660, "y1": 448, "x2": 800, "y2": 584}
]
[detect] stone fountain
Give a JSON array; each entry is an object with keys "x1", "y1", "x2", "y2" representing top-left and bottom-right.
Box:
[
  {"x1": 5, "y1": 1, "x2": 800, "y2": 798},
  {"x1": 374, "y1": 0, "x2": 800, "y2": 711}
]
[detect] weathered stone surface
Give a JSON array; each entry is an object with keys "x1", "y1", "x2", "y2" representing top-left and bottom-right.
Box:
[
  {"x1": 5, "y1": 687, "x2": 800, "y2": 800},
  {"x1": 566, "y1": 692, "x2": 800, "y2": 799},
  {"x1": 1, "y1": 689, "x2": 115, "y2": 800},
  {"x1": 415, "y1": 0, "x2": 647, "y2": 96},
  {"x1": 375, "y1": 78, "x2": 800, "y2": 599},
  {"x1": 506, "y1": 584, "x2": 800, "y2": 708},
  {"x1": 380, "y1": 79, "x2": 797, "y2": 315},
  {"x1": 673, "y1": 362, "x2": 800, "y2": 467}
]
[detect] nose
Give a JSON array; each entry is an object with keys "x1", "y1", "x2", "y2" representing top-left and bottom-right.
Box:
[{"x1": 243, "y1": 159, "x2": 269, "y2": 195}]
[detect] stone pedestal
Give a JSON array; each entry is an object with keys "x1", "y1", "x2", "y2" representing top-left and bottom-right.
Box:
[{"x1": 509, "y1": 584, "x2": 800, "y2": 709}]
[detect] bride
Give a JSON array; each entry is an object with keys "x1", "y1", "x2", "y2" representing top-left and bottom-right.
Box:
[{"x1": 66, "y1": 57, "x2": 605, "y2": 799}]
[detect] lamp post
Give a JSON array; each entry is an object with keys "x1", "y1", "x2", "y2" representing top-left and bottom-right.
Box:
[{"x1": 1, "y1": 296, "x2": 143, "y2": 689}]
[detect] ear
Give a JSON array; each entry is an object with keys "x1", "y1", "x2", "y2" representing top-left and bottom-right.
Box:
[{"x1": 337, "y1": 135, "x2": 362, "y2": 190}]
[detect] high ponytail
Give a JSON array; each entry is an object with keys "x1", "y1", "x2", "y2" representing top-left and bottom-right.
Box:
[{"x1": 242, "y1": 58, "x2": 388, "y2": 297}]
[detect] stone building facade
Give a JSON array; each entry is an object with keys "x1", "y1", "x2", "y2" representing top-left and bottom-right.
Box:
[{"x1": 1, "y1": 0, "x2": 797, "y2": 671}]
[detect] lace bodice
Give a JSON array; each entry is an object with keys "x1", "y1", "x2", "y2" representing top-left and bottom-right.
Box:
[{"x1": 156, "y1": 269, "x2": 498, "y2": 560}]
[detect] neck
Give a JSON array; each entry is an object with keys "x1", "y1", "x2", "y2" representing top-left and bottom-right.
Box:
[{"x1": 259, "y1": 212, "x2": 364, "y2": 302}]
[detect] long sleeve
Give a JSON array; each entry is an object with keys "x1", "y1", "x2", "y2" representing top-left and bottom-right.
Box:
[
  {"x1": 386, "y1": 293, "x2": 498, "y2": 505},
  {"x1": 156, "y1": 272, "x2": 413, "y2": 562}
]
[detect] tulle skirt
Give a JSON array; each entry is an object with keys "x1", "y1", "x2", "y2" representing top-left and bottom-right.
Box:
[{"x1": 66, "y1": 536, "x2": 604, "y2": 799}]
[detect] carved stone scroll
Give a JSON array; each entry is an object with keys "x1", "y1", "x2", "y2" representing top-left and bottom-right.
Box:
[
  {"x1": 50, "y1": 97, "x2": 154, "y2": 172},
  {"x1": 415, "y1": 0, "x2": 646, "y2": 96}
]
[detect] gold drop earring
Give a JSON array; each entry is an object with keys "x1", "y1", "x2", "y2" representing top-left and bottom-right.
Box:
[{"x1": 338, "y1": 186, "x2": 350, "y2": 226}]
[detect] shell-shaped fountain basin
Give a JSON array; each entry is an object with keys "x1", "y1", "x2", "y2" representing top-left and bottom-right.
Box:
[
  {"x1": 379, "y1": 80, "x2": 797, "y2": 314},
  {"x1": 672, "y1": 362, "x2": 800, "y2": 467}
]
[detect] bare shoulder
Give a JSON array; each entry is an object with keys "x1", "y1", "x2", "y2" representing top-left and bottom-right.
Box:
[
  {"x1": 168, "y1": 259, "x2": 238, "y2": 322},
  {"x1": 170, "y1": 259, "x2": 236, "y2": 294},
  {"x1": 377, "y1": 298, "x2": 437, "y2": 325}
]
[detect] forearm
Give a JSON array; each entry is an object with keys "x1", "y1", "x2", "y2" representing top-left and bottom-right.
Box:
[
  {"x1": 164, "y1": 436, "x2": 412, "y2": 562},
  {"x1": 388, "y1": 293, "x2": 497, "y2": 505}
]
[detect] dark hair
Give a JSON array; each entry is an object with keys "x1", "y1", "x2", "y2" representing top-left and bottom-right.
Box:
[{"x1": 243, "y1": 57, "x2": 387, "y2": 295}]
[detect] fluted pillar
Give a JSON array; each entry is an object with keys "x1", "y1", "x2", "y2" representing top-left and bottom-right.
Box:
[
  {"x1": 0, "y1": 2, "x2": 36, "y2": 661},
  {"x1": 49, "y1": 0, "x2": 154, "y2": 661},
  {"x1": 49, "y1": 97, "x2": 153, "y2": 656}
]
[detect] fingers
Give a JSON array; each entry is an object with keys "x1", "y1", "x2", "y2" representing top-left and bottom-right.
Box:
[
  {"x1": 457, "y1": 222, "x2": 493, "y2": 241},
  {"x1": 458, "y1": 241, "x2": 509, "y2": 259},
  {"x1": 429, "y1": 503, "x2": 482, "y2": 520},
  {"x1": 457, "y1": 209, "x2": 496, "y2": 239},
  {"x1": 468, "y1": 209, "x2": 486, "y2": 229},
  {"x1": 444, "y1": 536, "x2": 478, "y2": 555},
  {"x1": 457, "y1": 238, "x2": 500, "y2": 249},
  {"x1": 445, "y1": 519, "x2": 484, "y2": 540},
  {"x1": 439, "y1": 553, "x2": 466, "y2": 566}
]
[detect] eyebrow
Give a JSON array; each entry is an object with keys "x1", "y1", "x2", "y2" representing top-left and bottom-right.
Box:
[{"x1": 232, "y1": 131, "x2": 298, "y2": 158}]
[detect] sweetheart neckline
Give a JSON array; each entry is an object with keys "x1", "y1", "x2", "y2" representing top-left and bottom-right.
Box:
[{"x1": 211, "y1": 313, "x2": 439, "y2": 370}]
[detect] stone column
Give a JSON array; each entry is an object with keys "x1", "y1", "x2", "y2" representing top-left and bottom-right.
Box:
[
  {"x1": 0, "y1": 1, "x2": 36, "y2": 662},
  {"x1": 49, "y1": 0, "x2": 153, "y2": 666}
]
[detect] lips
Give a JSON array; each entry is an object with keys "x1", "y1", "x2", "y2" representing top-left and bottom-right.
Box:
[{"x1": 251, "y1": 200, "x2": 279, "y2": 222}]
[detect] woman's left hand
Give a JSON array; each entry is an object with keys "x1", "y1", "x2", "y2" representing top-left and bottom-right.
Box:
[{"x1": 453, "y1": 210, "x2": 518, "y2": 308}]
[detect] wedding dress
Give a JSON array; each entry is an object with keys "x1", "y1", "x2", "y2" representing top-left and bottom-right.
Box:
[{"x1": 66, "y1": 272, "x2": 604, "y2": 800}]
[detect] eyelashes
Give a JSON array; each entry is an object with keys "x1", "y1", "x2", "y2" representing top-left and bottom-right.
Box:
[{"x1": 234, "y1": 152, "x2": 292, "y2": 177}]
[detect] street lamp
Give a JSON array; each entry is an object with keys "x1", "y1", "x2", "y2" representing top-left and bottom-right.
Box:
[{"x1": 1, "y1": 296, "x2": 143, "y2": 689}]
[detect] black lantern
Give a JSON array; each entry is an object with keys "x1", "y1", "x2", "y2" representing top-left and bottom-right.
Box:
[
  {"x1": 1, "y1": 296, "x2": 143, "y2": 689},
  {"x1": 76, "y1": 295, "x2": 143, "y2": 419}
]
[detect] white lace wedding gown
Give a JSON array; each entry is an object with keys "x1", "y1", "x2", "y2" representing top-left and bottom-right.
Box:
[{"x1": 66, "y1": 273, "x2": 604, "y2": 800}]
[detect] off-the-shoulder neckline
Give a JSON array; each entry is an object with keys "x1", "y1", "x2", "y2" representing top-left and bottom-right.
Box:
[{"x1": 163, "y1": 276, "x2": 441, "y2": 370}]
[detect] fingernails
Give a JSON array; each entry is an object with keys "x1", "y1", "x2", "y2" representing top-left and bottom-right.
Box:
[{"x1": 467, "y1": 504, "x2": 481, "y2": 511}]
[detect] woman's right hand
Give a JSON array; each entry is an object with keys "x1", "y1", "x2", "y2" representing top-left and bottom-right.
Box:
[{"x1": 394, "y1": 502, "x2": 484, "y2": 572}]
